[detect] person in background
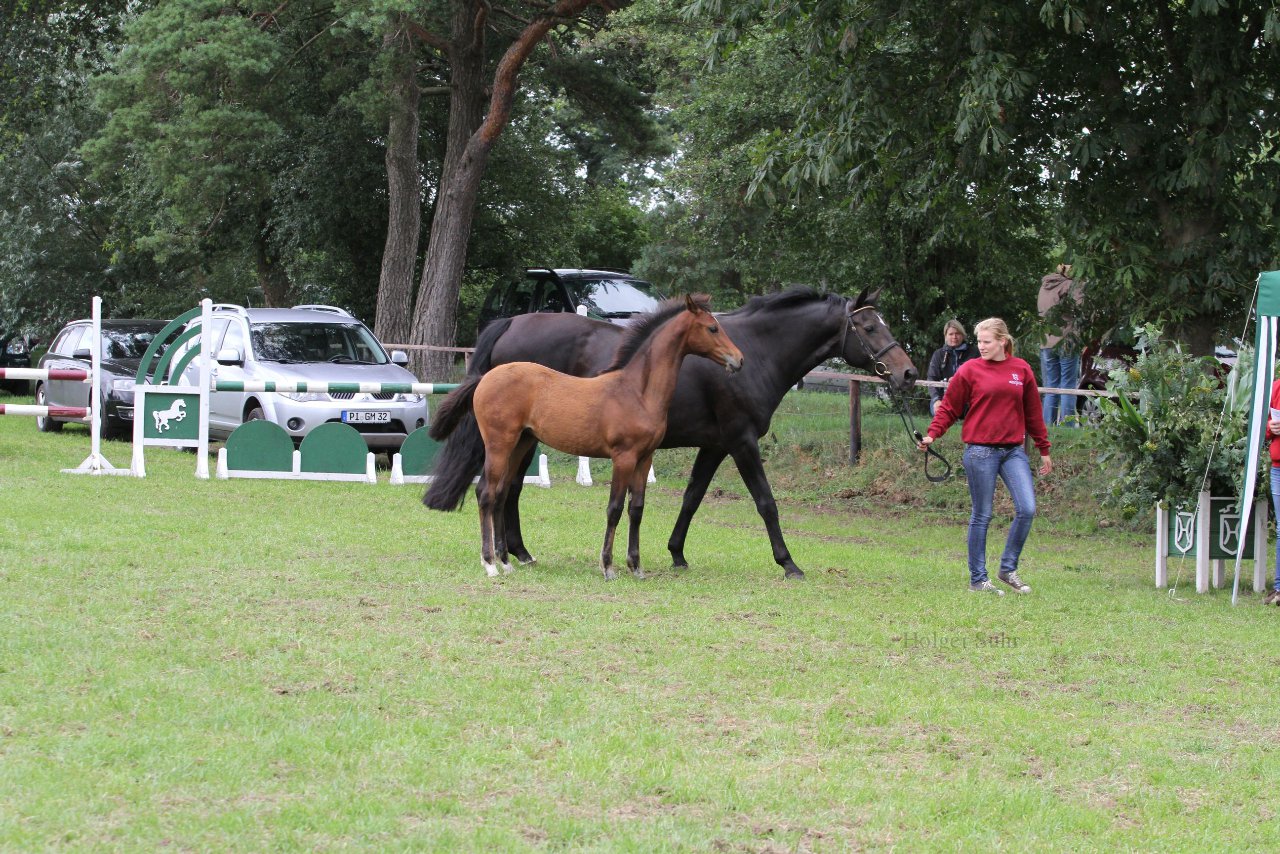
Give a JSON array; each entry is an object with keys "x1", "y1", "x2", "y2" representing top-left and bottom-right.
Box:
[
  {"x1": 918, "y1": 317, "x2": 1052, "y2": 596},
  {"x1": 926, "y1": 319, "x2": 976, "y2": 416},
  {"x1": 1038, "y1": 263, "x2": 1085, "y2": 425},
  {"x1": 1265, "y1": 378, "x2": 1280, "y2": 605}
]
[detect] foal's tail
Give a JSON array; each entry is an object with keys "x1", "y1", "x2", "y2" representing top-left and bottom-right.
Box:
[{"x1": 423, "y1": 318, "x2": 514, "y2": 512}]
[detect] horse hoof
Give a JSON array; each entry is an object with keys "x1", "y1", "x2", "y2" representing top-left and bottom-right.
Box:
[
  {"x1": 603, "y1": 567, "x2": 618, "y2": 581},
  {"x1": 671, "y1": 558, "x2": 688, "y2": 570},
  {"x1": 501, "y1": 562, "x2": 515, "y2": 575},
  {"x1": 784, "y1": 569, "x2": 806, "y2": 581},
  {"x1": 631, "y1": 567, "x2": 646, "y2": 580},
  {"x1": 516, "y1": 554, "x2": 537, "y2": 566},
  {"x1": 483, "y1": 562, "x2": 501, "y2": 578}
]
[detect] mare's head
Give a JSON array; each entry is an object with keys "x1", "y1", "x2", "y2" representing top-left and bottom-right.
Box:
[
  {"x1": 604, "y1": 294, "x2": 744, "y2": 374},
  {"x1": 842, "y1": 287, "x2": 917, "y2": 393}
]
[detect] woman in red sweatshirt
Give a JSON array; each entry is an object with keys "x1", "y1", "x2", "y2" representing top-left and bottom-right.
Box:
[
  {"x1": 918, "y1": 317, "x2": 1053, "y2": 595},
  {"x1": 1265, "y1": 379, "x2": 1280, "y2": 605}
]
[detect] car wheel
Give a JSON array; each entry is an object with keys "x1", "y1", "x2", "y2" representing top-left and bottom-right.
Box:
[
  {"x1": 99, "y1": 405, "x2": 122, "y2": 440},
  {"x1": 246, "y1": 405, "x2": 266, "y2": 423},
  {"x1": 35, "y1": 384, "x2": 63, "y2": 433},
  {"x1": 1079, "y1": 392, "x2": 1103, "y2": 425}
]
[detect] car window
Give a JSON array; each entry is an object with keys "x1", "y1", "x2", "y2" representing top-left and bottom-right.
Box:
[
  {"x1": 577, "y1": 279, "x2": 662, "y2": 316},
  {"x1": 503, "y1": 279, "x2": 540, "y2": 316},
  {"x1": 220, "y1": 318, "x2": 245, "y2": 357},
  {"x1": 70, "y1": 325, "x2": 95, "y2": 355},
  {"x1": 100, "y1": 325, "x2": 166, "y2": 360},
  {"x1": 537, "y1": 282, "x2": 569, "y2": 313},
  {"x1": 250, "y1": 321, "x2": 388, "y2": 365},
  {"x1": 50, "y1": 325, "x2": 84, "y2": 356}
]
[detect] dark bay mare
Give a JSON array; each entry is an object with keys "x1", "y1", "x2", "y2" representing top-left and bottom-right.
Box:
[
  {"x1": 424, "y1": 287, "x2": 918, "y2": 578},
  {"x1": 428, "y1": 296, "x2": 743, "y2": 580}
]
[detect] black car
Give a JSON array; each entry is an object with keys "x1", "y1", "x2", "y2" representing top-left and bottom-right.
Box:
[
  {"x1": 478, "y1": 268, "x2": 665, "y2": 331},
  {"x1": 1, "y1": 331, "x2": 35, "y2": 394},
  {"x1": 1076, "y1": 341, "x2": 1237, "y2": 423},
  {"x1": 34, "y1": 318, "x2": 168, "y2": 436},
  {"x1": 1077, "y1": 342, "x2": 1138, "y2": 423}
]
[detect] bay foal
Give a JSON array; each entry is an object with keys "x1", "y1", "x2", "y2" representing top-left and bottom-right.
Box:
[{"x1": 429, "y1": 295, "x2": 743, "y2": 579}]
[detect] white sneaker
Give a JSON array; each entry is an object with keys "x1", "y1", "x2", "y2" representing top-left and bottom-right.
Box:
[
  {"x1": 998, "y1": 571, "x2": 1031, "y2": 594},
  {"x1": 969, "y1": 580, "x2": 1004, "y2": 596}
]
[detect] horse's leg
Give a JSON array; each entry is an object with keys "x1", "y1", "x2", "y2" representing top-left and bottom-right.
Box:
[
  {"x1": 625, "y1": 453, "x2": 654, "y2": 579},
  {"x1": 478, "y1": 444, "x2": 515, "y2": 578},
  {"x1": 667, "y1": 447, "x2": 729, "y2": 569},
  {"x1": 730, "y1": 440, "x2": 803, "y2": 579},
  {"x1": 494, "y1": 434, "x2": 536, "y2": 575},
  {"x1": 503, "y1": 443, "x2": 537, "y2": 565},
  {"x1": 476, "y1": 467, "x2": 501, "y2": 578},
  {"x1": 600, "y1": 457, "x2": 633, "y2": 581}
]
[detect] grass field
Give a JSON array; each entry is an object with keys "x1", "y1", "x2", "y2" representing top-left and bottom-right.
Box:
[{"x1": 2, "y1": 389, "x2": 1278, "y2": 851}]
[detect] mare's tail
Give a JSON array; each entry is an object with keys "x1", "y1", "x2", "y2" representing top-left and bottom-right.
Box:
[
  {"x1": 422, "y1": 318, "x2": 513, "y2": 511},
  {"x1": 427, "y1": 375, "x2": 482, "y2": 442}
]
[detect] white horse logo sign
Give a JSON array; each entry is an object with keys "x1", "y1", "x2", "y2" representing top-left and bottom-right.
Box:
[
  {"x1": 152, "y1": 399, "x2": 187, "y2": 433},
  {"x1": 141, "y1": 391, "x2": 200, "y2": 443}
]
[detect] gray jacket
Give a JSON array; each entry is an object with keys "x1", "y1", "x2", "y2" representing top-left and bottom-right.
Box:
[{"x1": 1038, "y1": 273, "x2": 1084, "y2": 349}]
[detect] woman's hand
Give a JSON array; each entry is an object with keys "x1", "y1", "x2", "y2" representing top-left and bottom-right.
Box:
[
  {"x1": 917, "y1": 435, "x2": 934, "y2": 452},
  {"x1": 1268, "y1": 418, "x2": 1280, "y2": 434},
  {"x1": 1039, "y1": 455, "x2": 1053, "y2": 476}
]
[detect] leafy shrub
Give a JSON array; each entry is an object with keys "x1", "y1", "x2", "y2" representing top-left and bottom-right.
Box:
[{"x1": 1095, "y1": 324, "x2": 1260, "y2": 518}]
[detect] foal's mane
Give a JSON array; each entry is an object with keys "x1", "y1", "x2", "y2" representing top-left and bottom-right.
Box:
[{"x1": 601, "y1": 295, "x2": 708, "y2": 374}]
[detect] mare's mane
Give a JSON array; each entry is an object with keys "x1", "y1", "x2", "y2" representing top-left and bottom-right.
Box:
[
  {"x1": 600, "y1": 295, "x2": 706, "y2": 374},
  {"x1": 724, "y1": 285, "x2": 872, "y2": 319}
]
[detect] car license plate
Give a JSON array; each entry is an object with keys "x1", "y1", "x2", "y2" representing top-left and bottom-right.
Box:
[{"x1": 342, "y1": 410, "x2": 391, "y2": 424}]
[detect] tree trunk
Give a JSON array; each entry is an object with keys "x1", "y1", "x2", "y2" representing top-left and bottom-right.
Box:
[
  {"x1": 374, "y1": 19, "x2": 422, "y2": 348},
  {"x1": 406, "y1": 0, "x2": 605, "y2": 381},
  {"x1": 408, "y1": 3, "x2": 490, "y2": 381},
  {"x1": 254, "y1": 227, "x2": 291, "y2": 307}
]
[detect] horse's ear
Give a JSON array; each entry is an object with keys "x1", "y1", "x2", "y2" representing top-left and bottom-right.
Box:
[
  {"x1": 686, "y1": 293, "x2": 712, "y2": 313},
  {"x1": 853, "y1": 287, "x2": 881, "y2": 309}
]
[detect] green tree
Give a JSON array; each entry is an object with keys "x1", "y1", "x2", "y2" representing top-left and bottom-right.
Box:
[
  {"x1": 624, "y1": 0, "x2": 1048, "y2": 358},
  {"x1": 371, "y1": 0, "x2": 661, "y2": 378},
  {"x1": 84, "y1": 0, "x2": 340, "y2": 307},
  {"x1": 0, "y1": 1, "x2": 146, "y2": 335},
  {"x1": 692, "y1": 0, "x2": 1280, "y2": 354}
]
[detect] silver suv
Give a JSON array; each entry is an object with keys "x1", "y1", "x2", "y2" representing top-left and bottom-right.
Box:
[{"x1": 181, "y1": 304, "x2": 428, "y2": 451}]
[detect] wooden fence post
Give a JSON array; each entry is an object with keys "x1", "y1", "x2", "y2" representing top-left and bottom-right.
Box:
[{"x1": 849, "y1": 379, "x2": 862, "y2": 465}]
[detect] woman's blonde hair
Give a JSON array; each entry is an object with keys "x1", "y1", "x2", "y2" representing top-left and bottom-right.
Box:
[
  {"x1": 974, "y1": 317, "x2": 1015, "y2": 356},
  {"x1": 943, "y1": 318, "x2": 967, "y2": 339}
]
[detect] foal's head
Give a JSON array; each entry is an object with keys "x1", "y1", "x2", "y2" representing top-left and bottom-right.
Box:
[
  {"x1": 678, "y1": 294, "x2": 743, "y2": 373},
  {"x1": 603, "y1": 294, "x2": 744, "y2": 374}
]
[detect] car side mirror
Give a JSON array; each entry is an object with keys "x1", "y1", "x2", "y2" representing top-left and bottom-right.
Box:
[
  {"x1": 216, "y1": 347, "x2": 244, "y2": 366},
  {"x1": 390, "y1": 350, "x2": 409, "y2": 366},
  {"x1": 72, "y1": 347, "x2": 92, "y2": 359}
]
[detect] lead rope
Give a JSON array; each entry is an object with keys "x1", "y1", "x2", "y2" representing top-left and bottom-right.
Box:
[
  {"x1": 842, "y1": 303, "x2": 952, "y2": 483},
  {"x1": 891, "y1": 391, "x2": 952, "y2": 483}
]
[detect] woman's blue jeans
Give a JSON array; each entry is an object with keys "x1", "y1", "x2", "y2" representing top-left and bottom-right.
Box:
[
  {"x1": 1271, "y1": 466, "x2": 1280, "y2": 592},
  {"x1": 1040, "y1": 347, "x2": 1080, "y2": 425},
  {"x1": 963, "y1": 444, "x2": 1037, "y2": 585}
]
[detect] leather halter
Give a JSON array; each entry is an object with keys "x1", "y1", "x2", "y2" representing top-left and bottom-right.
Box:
[
  {"x1": 842, "y1": 304, "x2": 906, "y2": 378},
  {"x1": 841, "y1": 302, "x2": 951, "y2": 482}
]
